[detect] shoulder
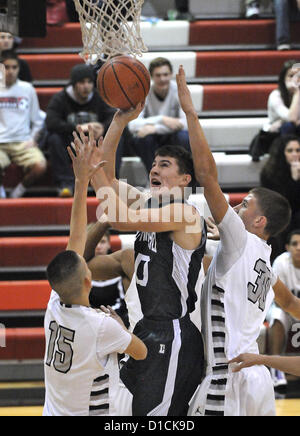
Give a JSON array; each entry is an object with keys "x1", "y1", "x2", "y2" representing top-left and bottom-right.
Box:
[{"x1": 273, "y1": 252, "x2": 290, "y2": 269}]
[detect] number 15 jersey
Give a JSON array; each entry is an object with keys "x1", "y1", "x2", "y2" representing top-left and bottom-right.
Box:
[{"x1": 43, "y1": 290, "x2": 131, "y2": 416}]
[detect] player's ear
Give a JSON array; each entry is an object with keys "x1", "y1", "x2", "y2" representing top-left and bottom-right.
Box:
[
  {"x1": 255, "y1": 215, "x2": 267, "y2": 230},
  {"x1": 182, "y1": 173, "x2": 192, "y2": 187}
]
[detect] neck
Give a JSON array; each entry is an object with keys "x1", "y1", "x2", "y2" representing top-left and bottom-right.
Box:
[
  {"x1": 62, "y1": 290, "x2": 90, "y2": 308},
  {"x1": 293, "y1": 259, "x2": 300, "y2": 269}
]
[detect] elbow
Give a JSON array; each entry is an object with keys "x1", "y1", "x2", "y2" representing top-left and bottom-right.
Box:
[{"x1": 135, "y1": 345, "x2": 148, "y2": 361}]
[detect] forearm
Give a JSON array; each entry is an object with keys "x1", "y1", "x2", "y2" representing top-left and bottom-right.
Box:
[
  {"x1": 259, "y1": 355, "x2": 300, "y2": 377},
  {"x1": 288, "y1": 90, "x2": 300, "y2": 123},
  {"x1": 101, "y1": 114, "x2": 126, "y2": 181},
  {"x1": 83, "y1": 220, "x2": 110, "y2": 262},
  {"x1": 67, "y1": 179, "x2": 89, "y2": 255},
  {"x1": 185, "y1": 111, "x2": 218, "y2": 184}
]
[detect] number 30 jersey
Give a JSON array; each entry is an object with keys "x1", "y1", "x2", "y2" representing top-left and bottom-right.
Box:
[
  {"x1": 201, "y1": 206, "x2": 278, "y2": 369},
  {"x1": 43, "y1": 290, "x2": 131, "y2": 416}
]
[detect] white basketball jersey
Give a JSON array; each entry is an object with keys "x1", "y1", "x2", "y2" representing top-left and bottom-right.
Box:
[
  {"x1": 43, "y1": 290, "x2": 131, "y2": 416},
  {"x1": 201, "y1": 207, "x2": 277, "y2": 370},
  {"x1": 273, "y1": 252, "x2": 300, "y2": 297}
]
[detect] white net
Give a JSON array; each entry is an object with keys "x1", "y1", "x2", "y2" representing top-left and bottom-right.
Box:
[{"x1": 73, "y1": 0, "x2": 148, "y2": 64}]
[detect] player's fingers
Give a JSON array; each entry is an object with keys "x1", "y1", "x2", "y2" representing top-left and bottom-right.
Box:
[
  {"x1": 67, "y1": 146, "x2": 75, "y2": 162},
  {"x1": 100, "y1": 305, "x2": 110, "y2": 314}
]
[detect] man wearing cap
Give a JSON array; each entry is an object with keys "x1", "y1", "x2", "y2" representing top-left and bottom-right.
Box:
[{"x1": 45, "y1": 63, "x2": 116, "y2": 197}]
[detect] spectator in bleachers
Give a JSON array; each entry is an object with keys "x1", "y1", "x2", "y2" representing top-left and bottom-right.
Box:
[
  {"x1": 267, "y1": 230, "x2": 300, "y2": 389},
  {"x1": 275, "y1": 0, "x2": 300, "y2": 50},
  {"x1": 0, "y1": 32, "x2": 33, "y2": 82},
  {"x1": 250, "y1": 59, "x2": 300, "y2": 161},
  {"x1": 245, "y1": 1, "x2": 300, "y2": 50},
  {"x1": 45, "y1": 63, "x2": 116, "y2": 197},
  {"x1": 260, "y1": 134, "x2": 300, "y2": 255},
  {"x1": 128, "y1": 57, "x2": 191, "y2": 173},
  {"x1": 0, "y1": 51, "x2": 46, "y2": 199}
]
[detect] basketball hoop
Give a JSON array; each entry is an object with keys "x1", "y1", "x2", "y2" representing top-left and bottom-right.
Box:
[{"x1": 72, "y1": 0, "x2": 148, "y2": 64}]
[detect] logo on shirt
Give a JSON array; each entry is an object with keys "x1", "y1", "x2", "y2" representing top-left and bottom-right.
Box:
[
  {"x1": 159, "y1": 344, "x2": 166, "y2": 354},
  {"x1": 0, "y1": 97, "x2": 29, "y2": 111}
]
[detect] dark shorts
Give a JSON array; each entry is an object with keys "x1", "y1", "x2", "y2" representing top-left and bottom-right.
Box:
[{"x1": 120, "y1": 315, "x2": 204, "y2": 416}]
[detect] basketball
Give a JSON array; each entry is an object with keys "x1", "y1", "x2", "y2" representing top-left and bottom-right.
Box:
[{"x1": 97, "y1": 55, "x2": 151, "y2": 110}]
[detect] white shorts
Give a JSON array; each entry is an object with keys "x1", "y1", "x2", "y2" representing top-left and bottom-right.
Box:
[
  {"x1": 188, "y1": 365, "x2": 276, "y2": 417},
  {"x1": 114, "y1": 382, "x2": 133, "y2": 416}
]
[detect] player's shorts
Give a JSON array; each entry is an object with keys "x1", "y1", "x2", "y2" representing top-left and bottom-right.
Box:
[
  {"x1": 120, "y1": 314, "x2": 204, "y2": 416},
  {"x1": 0, "y1": 142, "x2": 46, "y2": 170},
  {"x1": 268, "y1": 303, "x2": 296, "y2": 337},
  {"x1": 188, "y1": 364, "x2": 276, "y2": 417}
]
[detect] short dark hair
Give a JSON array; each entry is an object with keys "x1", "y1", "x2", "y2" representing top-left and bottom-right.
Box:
[
  {"x1": 149, "y1": 57, "x2": 173, "y2": 76},
  {"x1": 46, "y1": 251, "x2": 84, "y2": 300},
  {"x1": 155, "y1": 145, "x2": 197, "y2": 191},
  {"x1": 250, "y1": 187, "x2": 292, "y2": 237},
  {"x1": 0, "y1": 50, "x2": 20, "y2": 66},
  {"x1": 287, "y1": 229, "x2": 300, "y2": 245}
]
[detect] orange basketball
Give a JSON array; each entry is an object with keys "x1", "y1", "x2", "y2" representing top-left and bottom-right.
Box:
[{"x1": 97, "y1": 55, "x2": 151, "y2": 110}]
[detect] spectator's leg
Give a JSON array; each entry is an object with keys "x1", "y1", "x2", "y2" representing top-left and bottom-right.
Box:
[
  {"x1": 175, "y1": 0, "x2": 189, "y2": 13},
  {"x1": 274, "y1": 0, "x2": 291, "y2": 49},
  {"x1": 280, "y1": 121, "x2": 297, "y2": 135},
  {"x1": 0, "y1": 148, "x2": 11, "y2": 199},
  {"x1": 170, "y1": 130, "x2": 191, "y2": 152},
  {"x1": 131, "y1": 134, "x2": 160, "y2": 174},
  {"x1": 65, "y1": 0, "x2": 79, "y2": 22},
  {"x1": 48, "y1": 133, "x2": 75, "y2": 195}
]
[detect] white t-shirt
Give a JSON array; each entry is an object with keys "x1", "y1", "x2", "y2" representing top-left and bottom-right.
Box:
[
  {"x1": 43, "y1": 290, "x2": 131, "y2": 416},
  {"x1": 273, "y1": 252, "x2": 300, "y2": 298},
  {"x1": 264, "y1": 89, "x2": 289, "y2": 131},
  {"x1": 201, "y1": 206, "x2": 277, "y2": 371},
  {"x1": 0, "y1": 79, "x2": 44, "y2": 143}
]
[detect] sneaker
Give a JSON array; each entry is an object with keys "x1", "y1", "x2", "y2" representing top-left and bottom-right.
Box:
[
  {"x1": 0, "y1": 185, "x2": 6, "y2": 199},
  {"x1": 246, "y1": 2, "x2": 260, "y2": 18},
  {"x1": 58, "y1": 187, "x2": 73, "y2": 198},
  {"x1": 277, "y1": 44, "x2": 291, "y2": 51},
  {"x1": 9, "y1": 182, "x2": 26, "y2": 199},
  {"x1": 270, "y1": 368, "x2": 287, "y2": 391}
]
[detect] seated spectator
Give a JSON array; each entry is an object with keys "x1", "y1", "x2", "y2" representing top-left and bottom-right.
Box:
[
  {"x1": 260, "y1": 134, "x2": 300, "y2": 255},
  {"x1": 128, "y1": 57, "x2": 191, "y2": 173},
  {"x1": 45, "y1": 63, "x2": 117, "y2": 197},
  {"x1": 87, "y1": 224, "x2": 129, "y2": 328},
  {"x1": 267, "y1": 230, "x2": 300, "y2": 389},
  {"x1": 250, "y1": 59, "x2": 300, "y2": 161},
  {"x1": 245, "y1": 0, "x2": 300, "y2": 50},
  {"x1": 0, "y1": 51, "x2": 46, "y2": 199},
  {"x1": 0, "y1": 32, "x2": 33, "y2": 82}
]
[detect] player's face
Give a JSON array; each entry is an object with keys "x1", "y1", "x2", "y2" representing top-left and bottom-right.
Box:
[
  {"x1": 3, "y1": 59, "x2": 19, "y2": 86},
  {"x1": 0, "y1": 32, "x2": 14, "y2": 51},
  {"x1": 284, "y1": 140, "x2": 300, "y2": 165},
  {"x1": 150, "y1": 155, "x2": 191, "y2": 197},
  {"x1": 151, "y1": 65, "x2": 172, "y2": 95},
  {"x1": 74, "y1": 78, "x2": 94, "y2": 100},
  {"x1": 95, "y1": 235, "x2": 111, "y2": 256},
  {"x1": 287, "y1": 234, "x2": 300, "y2": 264},
  {"x1": 234, "y1": 194, "x2": 262, "y2": 232}
]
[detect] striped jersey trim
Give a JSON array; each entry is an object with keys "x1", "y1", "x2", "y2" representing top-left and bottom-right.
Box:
[
  {"x1": 89, "y1": 374, "x2": 110, "y2": 416},
  {"x1": 204, "y1": 285, "x2": 229, "y2": 416}
]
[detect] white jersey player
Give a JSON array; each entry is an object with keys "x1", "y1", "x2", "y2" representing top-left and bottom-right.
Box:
[
  {"x1": 177, "y1": 66, "x2": 300, "y2": 416},
  {"x1": 43, "y1": 126, "x2": 147, "y2": 416}
]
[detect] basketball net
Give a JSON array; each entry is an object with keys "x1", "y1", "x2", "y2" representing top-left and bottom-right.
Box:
[{"x1": 72, "y1": 0, "x2": 148, "y2": 64}]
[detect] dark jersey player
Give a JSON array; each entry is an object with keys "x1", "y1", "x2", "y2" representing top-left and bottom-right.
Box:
[{"x1": 88, "y1": 106, "x2": 206, "y2": 416}]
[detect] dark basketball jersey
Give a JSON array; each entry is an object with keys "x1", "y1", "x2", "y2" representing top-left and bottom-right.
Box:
[{"x1": 134, "y1": 199, "x2": 207, "y2": 321}]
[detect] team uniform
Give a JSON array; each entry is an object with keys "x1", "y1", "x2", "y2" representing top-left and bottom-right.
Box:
[
  {"x1": 120, "y1": 199, "x2": 206, "y2": 416},
  {"x1": 43, "y1": 290, "x2": 131, "y2": 416},
  {"x1": 89, "y1": 277, "x2": 129, "y2": 327},
  {"x1": 268, "y1": 252, "x2": 300, "y2": 338},
  {"x1": 189, "y1": 206, "x2": 278, "y2": 417}
]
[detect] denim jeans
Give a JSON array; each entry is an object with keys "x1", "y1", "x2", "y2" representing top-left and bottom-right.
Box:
[{"x1": 274, "y1": 0, "x2": 300, "y2": 45}]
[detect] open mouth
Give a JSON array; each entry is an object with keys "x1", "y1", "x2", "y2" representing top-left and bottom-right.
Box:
[{"x1": 151, "y1": 178, "x2": 162, "y2": 187}]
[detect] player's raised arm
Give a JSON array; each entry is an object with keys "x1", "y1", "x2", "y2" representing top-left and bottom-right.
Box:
[
  {"x1": 66, "y1": 126, "x2": 106, "y2": 256},
  {"x1": 176, "y1": 66, "x2": 228, "y2": 225},
  {"x1": 91, "y1": 104, "x2": 148, "y2": 207}
]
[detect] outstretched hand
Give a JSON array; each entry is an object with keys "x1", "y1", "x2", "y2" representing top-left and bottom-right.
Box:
[
  {"x1": 67, "y1": 124, "x2": 107, "y2": 183},
  {"x1": 114, "y1": 101, "x2": 145, "y2": 125},
  {"x1": 176, "y1": 65, "x2": 196, "y2": 115}
]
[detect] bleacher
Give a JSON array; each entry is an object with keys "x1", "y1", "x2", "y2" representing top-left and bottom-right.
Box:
[{"x1": 1, "y1": 0, "x2": 300, "y2": 406}]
